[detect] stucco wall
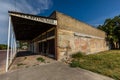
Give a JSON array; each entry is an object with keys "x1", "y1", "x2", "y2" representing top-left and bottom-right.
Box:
[
  {"x1": 49, "y1": 11, "x2": 108, "y2": 60},
  {"x1": 55, "y1": 11, "x2": 106, "y2": 38},
  {"x1": 57, "y1": 29, "x2": 108, "y2": 60}
]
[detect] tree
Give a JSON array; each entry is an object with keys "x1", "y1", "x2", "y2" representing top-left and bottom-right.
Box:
[
  {"x1": 0, "y1": 44, "x2": 7, "y2": 50},
  {"x1": 114, "y1": 25, "x2": 120, "y2": 48},
  {"x1": 97, "y1": 15, "x2": 120, "y2": 49}
]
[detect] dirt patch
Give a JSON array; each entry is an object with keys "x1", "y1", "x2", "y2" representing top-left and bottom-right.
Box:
[{"x1": 9, "y1": 55, "x2": 56, "y2": 71}]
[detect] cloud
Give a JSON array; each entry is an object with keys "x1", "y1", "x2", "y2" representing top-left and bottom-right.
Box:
[{"x1": 0, "y1": 0, "x2": 53, "y2": 44}]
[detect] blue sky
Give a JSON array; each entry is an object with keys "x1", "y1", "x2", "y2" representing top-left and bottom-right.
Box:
[{"x1": 0, "y1": 0, "x2": 120, "y2": 44}]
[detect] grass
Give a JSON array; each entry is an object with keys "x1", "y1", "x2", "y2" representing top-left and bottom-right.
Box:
[
  {"x1": 72, "y1": 52, "x2": 84, "y2": 58},
  {"x1": 24, "y1": 57, "x2": 27, "y2": 60},
  {"x1": 36, "y1": 57, "x2": 45, "y2": 62},
  {"x1": 70, "y1": 50, "x2": 120, "y2": 80},
  {"x1": 17, "y1": 63, "x2": 26, "y2": 66}
]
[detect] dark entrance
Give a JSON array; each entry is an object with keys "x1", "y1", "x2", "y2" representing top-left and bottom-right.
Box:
[
  {"x1": 39, "y1": 41, "x2": 47, "y2": 55},
  {"x1": 38, "y1": 39, "x2": 55, "y2": 58},
  {"x1": 47, "y1": 39, "x2": 55, "y2": 58}
]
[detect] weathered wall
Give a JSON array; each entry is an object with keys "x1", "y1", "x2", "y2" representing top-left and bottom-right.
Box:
[
  {"x1": 57, "y1": 29, "x2": 108, "y2": 60},
  {"x1": 53, "y1": 11, "x2": 108, "y2": 60},
  {"x1": 55, "y1": 11, "x2": 106, "y2": 38}
]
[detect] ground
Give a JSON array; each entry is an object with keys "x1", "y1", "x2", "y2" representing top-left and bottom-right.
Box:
[
  {"x1": 0, "y1": 50, "x2": 6, "y2": 74},
  {"x1": 0, "y1": 50, "x2": 116, "y2": 80},
  {"x1": 70, "y1": 50, "x2": 120, "y2": 80},
  {"x1": 0, "y1": 62, "x2": 113, "y2": 80},
  {"x1": 9, "y1": 54, "x2": 56, "y2": 71}
]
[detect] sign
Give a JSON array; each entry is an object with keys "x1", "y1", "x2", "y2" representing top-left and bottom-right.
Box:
[{"x1": 10, "y1": 13, "x2": 57, "y2": 25}]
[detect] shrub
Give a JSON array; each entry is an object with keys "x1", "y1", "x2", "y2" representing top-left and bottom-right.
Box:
[
  {"x1": 72, "y1": 52, "x2": 84, "y2": 58},
  {"x1": 70, "y1": 60, "x2": 80, "y2": 67},
  {"x1": 36, "y1": 57, "x2": 45, "y2": 62},
  {"x1": 0, "y1": 44, "x2": 7, "y2": 50},
  {"x1": 17, "y1": 63, "x2": 25, "y2": 66}
]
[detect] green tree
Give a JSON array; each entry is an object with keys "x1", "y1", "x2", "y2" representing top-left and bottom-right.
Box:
[
  {"x1": 111, "y1": 16, "x2": 120, "y2": 49},
  {"x1": 0, "y1": 44, "x2": 7, "y2": 50},
  {"x1": 98, "y1": 15, "x2": 120, "y2": 49}
]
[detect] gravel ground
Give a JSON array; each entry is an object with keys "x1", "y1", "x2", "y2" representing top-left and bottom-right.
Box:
[{"x1": 9, "y1": 54, "x2": 56, "y2": 71}]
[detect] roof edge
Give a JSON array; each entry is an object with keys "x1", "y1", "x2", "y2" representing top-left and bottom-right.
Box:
[{"x1": 8, "y1": 11, "x2": 56, "y2": 20}]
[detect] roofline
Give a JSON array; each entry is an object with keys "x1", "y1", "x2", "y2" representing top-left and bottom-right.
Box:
[
  {"x1": 8, "y1": 11, "x2": 57, "y2": 25},
  {"x1": 8, "y1": 10, "x2": 105, "y2": 34},
  {"x1": 8, "y1": 11, "x2": 56, "y2": 20},
  {"x1": 49, "y1": 10, "x2": 59, "y2": 18}
]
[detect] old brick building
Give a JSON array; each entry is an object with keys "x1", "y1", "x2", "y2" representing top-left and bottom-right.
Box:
[
  {"x1": 7, "y1": 11, "x2": 108, "y2": 66},
  {"x1": 49, "y1": 11, "x2": 108, "y2": 60}
]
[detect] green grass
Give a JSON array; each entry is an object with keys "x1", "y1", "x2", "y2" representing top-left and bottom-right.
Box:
[
  {"x1": 70, "y1": 50, "x2": 120, "y2": 80},
  {"x1": 72, "y1": 52, "x2": 84, "y2": 59},
  {"x1": 17, "y1": 63, "x2": 26, "y2": 66},
  {"x1": 36, "y1": 57, "x2": 45, "y2": 62}
]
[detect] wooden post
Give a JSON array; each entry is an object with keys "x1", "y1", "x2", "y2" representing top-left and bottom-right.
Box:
[{"x1": 55, "y1": 26, "x2": 58, "y2": 60}]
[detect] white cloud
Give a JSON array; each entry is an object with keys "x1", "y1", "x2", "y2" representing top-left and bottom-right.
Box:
[{"x1": 0, "y1": 0, "x2": 52, "y2": 44}]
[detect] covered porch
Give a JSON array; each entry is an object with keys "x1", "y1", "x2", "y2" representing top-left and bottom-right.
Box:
[{"x1": 6, "y1": 11, "x2": 57, "y2": 72}]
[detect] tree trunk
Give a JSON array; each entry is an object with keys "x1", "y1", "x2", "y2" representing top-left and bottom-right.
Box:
[{"x1": 119, "y1": 38, "x2": 120, "y2": 49}]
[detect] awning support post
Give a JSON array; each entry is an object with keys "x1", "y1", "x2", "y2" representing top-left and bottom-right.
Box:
[
  {"x1": 6, "y1": 16, "x2": 11, "y2": 72},
  {"x1": 10, "y1": 33, "x2": 13, "y2": 64}
]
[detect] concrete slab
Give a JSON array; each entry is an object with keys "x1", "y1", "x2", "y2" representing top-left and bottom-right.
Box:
[{"x1": 0, "y1": 62, "x2": 114, "y2": 80}]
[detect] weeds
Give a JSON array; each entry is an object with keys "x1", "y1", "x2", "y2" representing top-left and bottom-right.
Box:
[
  {"x1": 17, "y1": 63, "x2": 25, "y2": 66},
  {"x1": 70, "y1": 50, "x2": 120, "y2": 80},
  {"x1": 36, "y1": 57, "x2": 45, "y2": 62}
]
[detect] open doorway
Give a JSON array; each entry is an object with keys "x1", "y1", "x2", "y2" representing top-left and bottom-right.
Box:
[{"x1": 38, "y1": 28, "x2": 56, "y2": 59}]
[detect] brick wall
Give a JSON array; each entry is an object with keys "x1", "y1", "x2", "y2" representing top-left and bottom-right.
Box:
[
  {"x1": 50, "y1": 11, "x2": 108, "y2": 60},
  {"x1": 55, "y1": 11, "x2": 106, "y2": 38},
  {"x1": 57, "y1": 29, "x2": 108, "y2": 60}
]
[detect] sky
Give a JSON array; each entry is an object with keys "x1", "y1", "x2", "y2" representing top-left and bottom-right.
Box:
[{"x1": 0, "y1": 0, "x2": 120, "y2": 44}]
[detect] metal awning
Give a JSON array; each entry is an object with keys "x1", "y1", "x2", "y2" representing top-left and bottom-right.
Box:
[{"x1": 8, "y1": 11, "x2": 57, "y2": 41}]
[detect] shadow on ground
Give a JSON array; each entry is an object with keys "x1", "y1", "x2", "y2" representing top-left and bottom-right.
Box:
[
  {"x1": 9, "y1": 51, "x2": 56, "y2": 71},
  {"x1": 16, "y1": 51, "x2": 38, "y2": 57},
  {"x1": 1, "y1": 62, "x2": 114, "y2": 80}
]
